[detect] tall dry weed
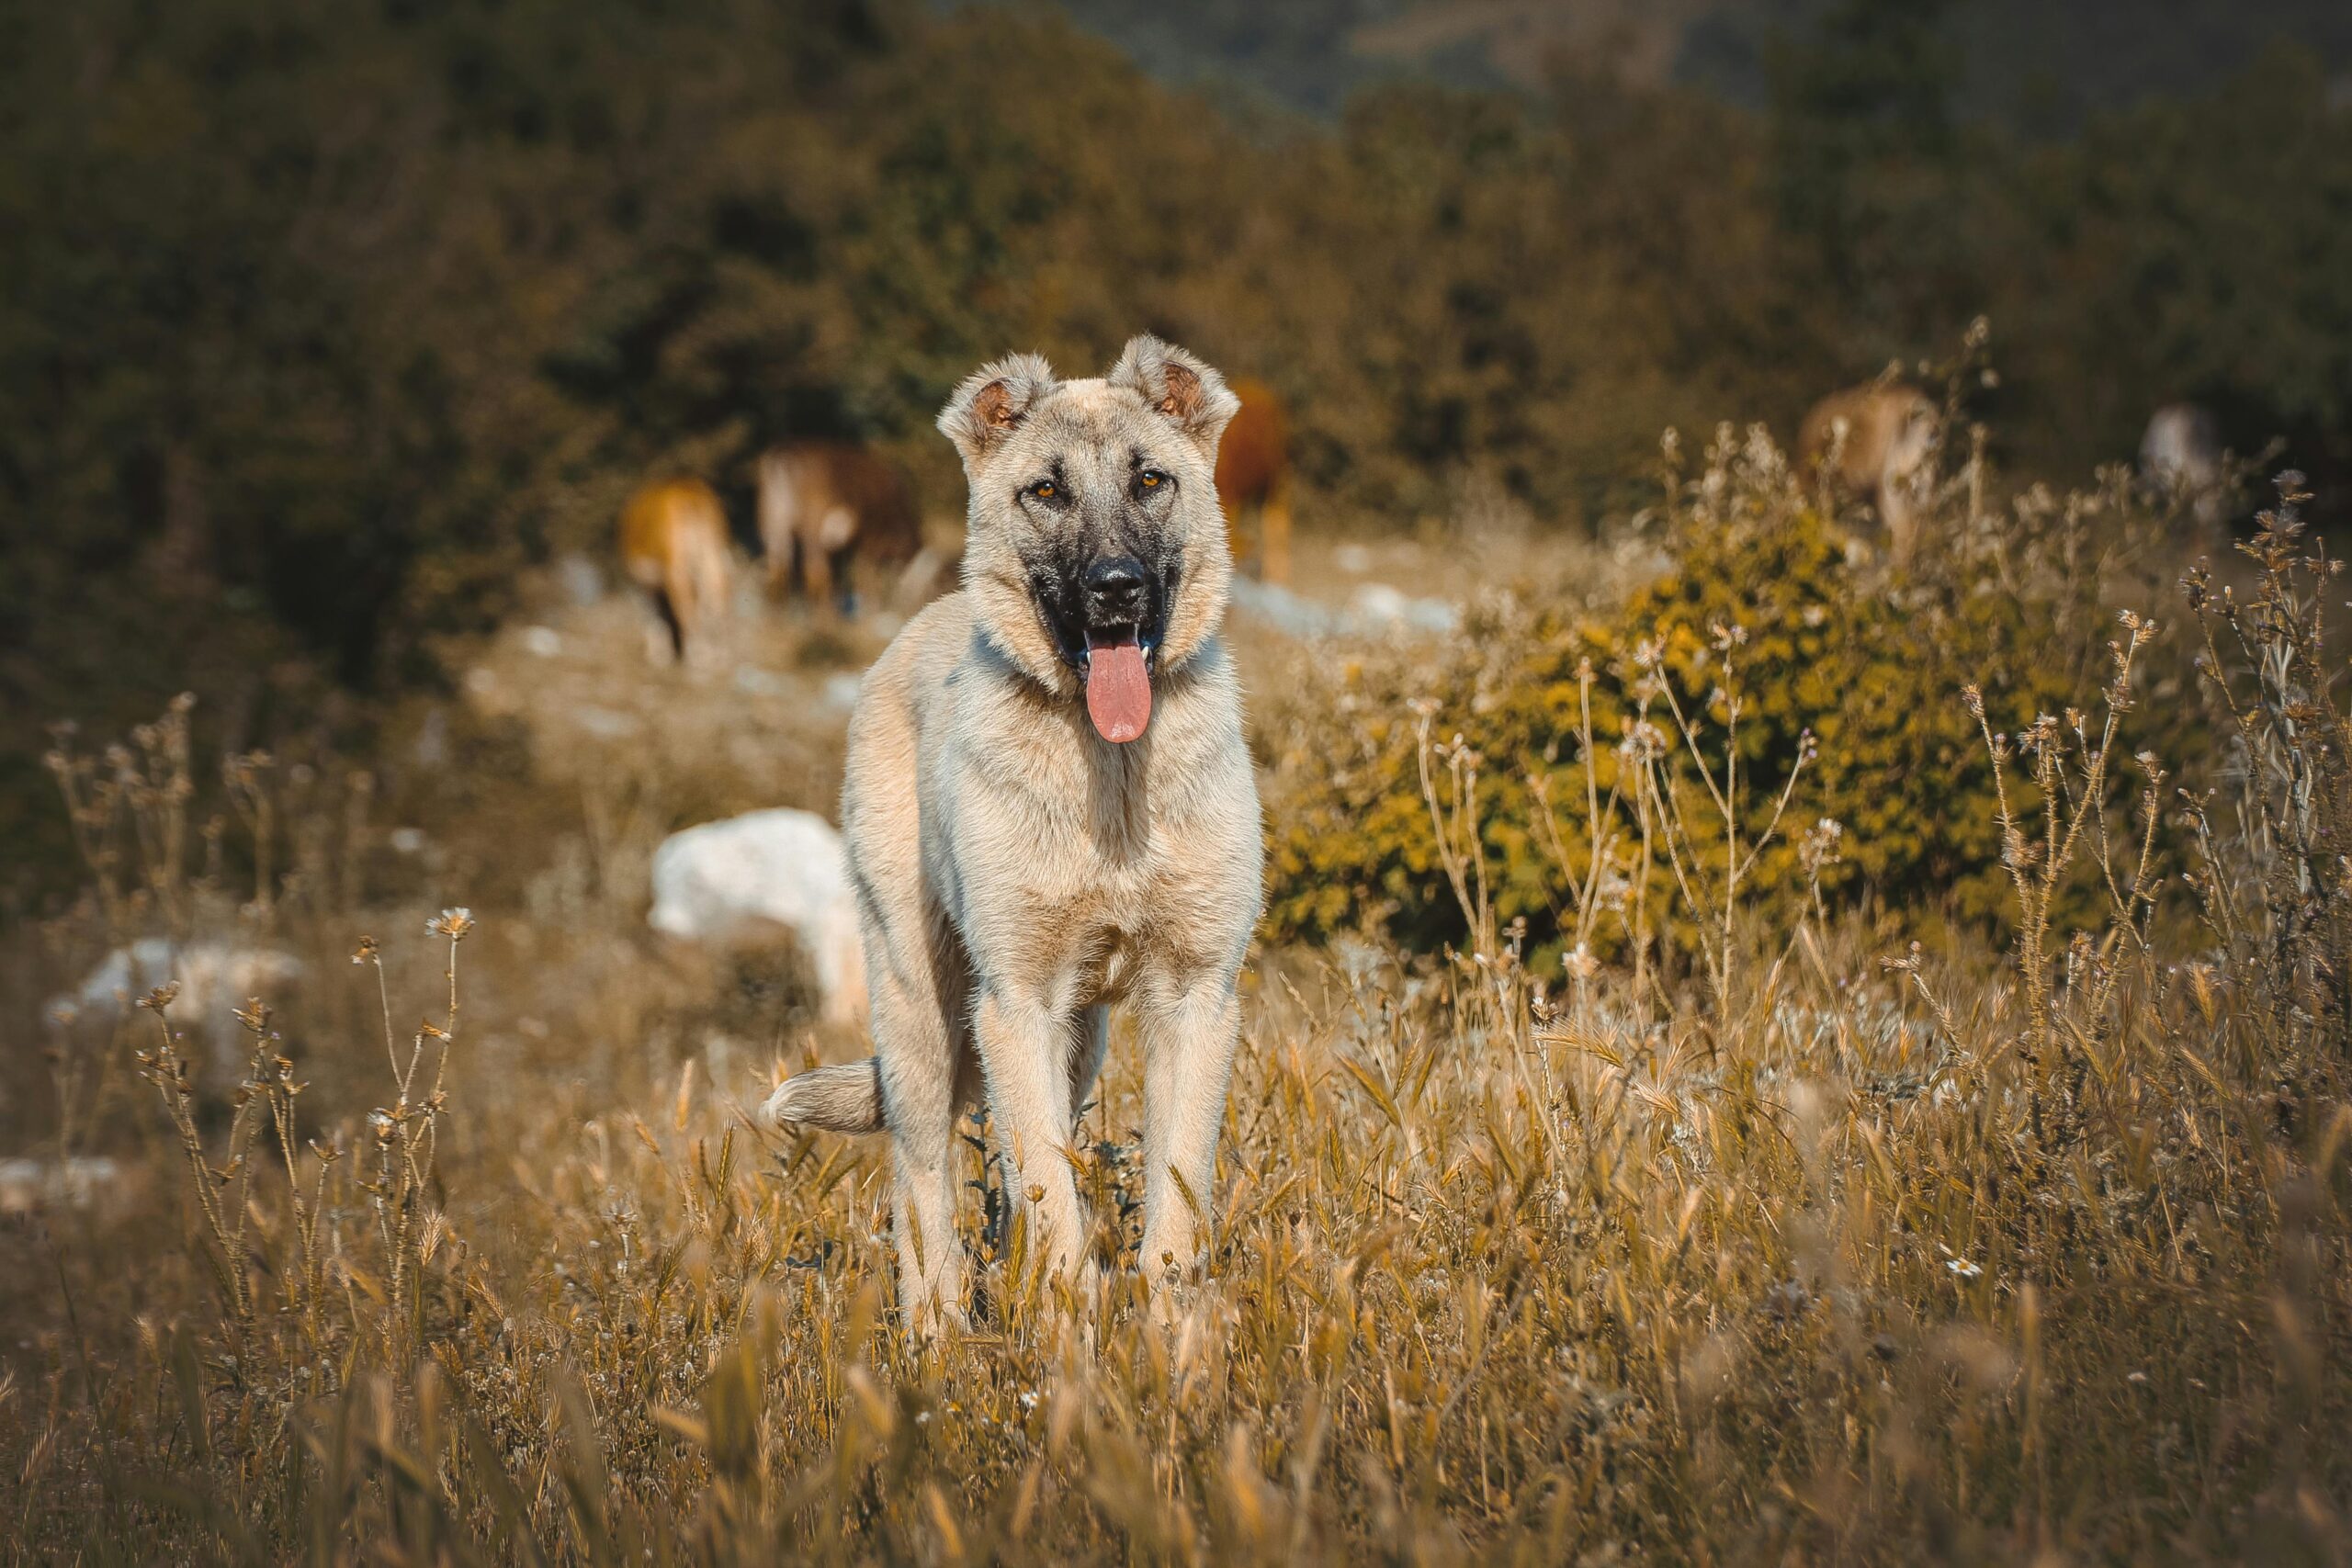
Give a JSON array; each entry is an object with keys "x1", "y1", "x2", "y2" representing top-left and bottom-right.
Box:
[{"x1": 1, "y1": 450, "x2": 2347, "y2": 1562}]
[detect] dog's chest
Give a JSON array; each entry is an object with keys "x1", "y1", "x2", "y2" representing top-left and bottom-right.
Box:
[
  {"x1": 981, "y1": 750, "x2": 1207, "y2": 936},
  {"x1": 978, "y1": 832, "x2": 1168, "y2": 1006},
  {"x1": 940, "y1": 671, "x2": 1253, "y2": 986}
]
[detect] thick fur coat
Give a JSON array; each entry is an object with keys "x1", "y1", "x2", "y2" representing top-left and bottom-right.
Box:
[{"x1": 763, "y1": 336, "x2": 1263, "y2": 1325}]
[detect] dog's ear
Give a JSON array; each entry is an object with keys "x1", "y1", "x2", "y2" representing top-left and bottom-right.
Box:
[
  {"x1": 937, "y1": 353, "x2": 1058, "y2": 471},
  {"x1": 1107, "y1": 335, "x2": 1240, "y2": 455}
]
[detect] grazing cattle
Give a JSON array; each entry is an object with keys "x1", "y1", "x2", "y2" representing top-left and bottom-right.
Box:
[
  {"x1": 649, "y1": 808, "x2": 866, "y2": 1026},
  {"x1": 1215, "y1": 378, "x2": 1294, "y2": 585},
  {"x1": 2140, "y1": 403, "x2": 2227, "y2": 530},
  {"x1": 1797, "y1": 381, "x2": 1938, "y2": 562},
  {"x1": 757, "y1": 442, "x2": 924, "y2": 615},
  {"x1": 619, "y1": 477, "x2": 733, "y2": 665}
]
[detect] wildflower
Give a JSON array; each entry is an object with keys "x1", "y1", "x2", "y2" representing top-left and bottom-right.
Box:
[
  {"x1": 352, "y1": 935, "x2": 379, "y2": 965},
  {"x1": 1618, "y1": 720, "x2": 1667, "y2": 762},
  {"x1": 1944, "y1": 1258, "x2": 1982, "y2": 1280},
  {"x1": 1563, "y1": 943, "x2": 1600, "y2": 983},
  {"x1": 427, "y1": 907, "x2": 476, "y2": 940},
  {"x1": 1799, "y1": 818, "x2": 1845, "y2": 876}
]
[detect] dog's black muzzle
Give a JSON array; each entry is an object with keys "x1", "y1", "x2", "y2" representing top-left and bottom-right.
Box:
[{"x1": 1036, "y1": 554, "x2": 1170, "y2": 678}]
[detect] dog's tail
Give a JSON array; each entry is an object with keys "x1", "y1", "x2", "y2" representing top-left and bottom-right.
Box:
[{"x1": 763, "y1": 1057, "x2": 884, "y2": 1134}]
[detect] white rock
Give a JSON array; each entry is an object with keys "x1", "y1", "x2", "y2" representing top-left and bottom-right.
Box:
[
  {"x1": 649, "y1": 809, "x2": 865, "y2": 1024},
  {"x1": 413, "y1": 705, "x2": 450, "y2": 769},
  {"x1": 733, "y1": 664, "x2": 788, "y2": 698},
  {"x1": 1229, "y1": 576, "x2": 1461, "y2": 639},
  {"x1": 0, "y1": 1156, "x2": 124, "y2": 1213},
  {"x1": 571, "y1": 704, "x2": 641, "y2": 739},
  {"x1": 1227, "y1": 578, "x2": 1347, "y2": 637},
  {"x1": 1350, "y1": 581, "x2": 1462, "y2": 634},
  {"x1": 52, "y1": 939, "x2": 305, "y2": 1080},
  {"x1": 554, "y1": 553, "x2": 605, "y2": 607}
]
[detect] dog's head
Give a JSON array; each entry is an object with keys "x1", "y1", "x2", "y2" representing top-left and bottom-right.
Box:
[{"x1": 938, "y1": 335, "x2": 1241, "y2": 743}]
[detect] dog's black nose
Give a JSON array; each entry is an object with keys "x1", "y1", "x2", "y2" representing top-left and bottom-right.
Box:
[{"x1": 1082, "y1": 557, "x2": 1148, "y2": 625}]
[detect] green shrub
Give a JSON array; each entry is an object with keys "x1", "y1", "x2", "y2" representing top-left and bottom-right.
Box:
[{"x1": 1264, "y1": 423, "x2": 2181, "y2": 967}]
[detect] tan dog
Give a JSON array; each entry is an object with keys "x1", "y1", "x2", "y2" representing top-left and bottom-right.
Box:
[
  {"x1": 756, "y1": 441, "x2": 924, "y2": 614},
  {"x1": 618, "y1": 476, "x2": 732, "y2": 664},
  {"x1": 762, "y1": 336, "x2": 1263, "y2": 1326},
  {"x1": 1797, "y1": 381, "x2": 1937, "y2": 562}
]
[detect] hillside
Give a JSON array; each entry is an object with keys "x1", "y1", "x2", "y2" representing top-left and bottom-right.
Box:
[{"x1": 1038, "y1": 0, "x2": 2352, "y2": 129}]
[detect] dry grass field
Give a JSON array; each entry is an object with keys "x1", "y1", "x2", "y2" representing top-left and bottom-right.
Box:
[{"x1": 2, "y1": 414, "x2": 2348, "y2": 1564}]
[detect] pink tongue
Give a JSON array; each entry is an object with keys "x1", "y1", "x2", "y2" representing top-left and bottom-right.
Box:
[{"x1": 1085, "y1": 641, "x2": 1152, "y2": 743}]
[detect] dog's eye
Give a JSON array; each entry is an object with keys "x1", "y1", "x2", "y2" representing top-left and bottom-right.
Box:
[
  {"x1": 1029, "y1": 480, "x2": 1057, "y2": 501},
  {"x1": 1139, "y1": 469, "x2": 1167, "y2": 490}
]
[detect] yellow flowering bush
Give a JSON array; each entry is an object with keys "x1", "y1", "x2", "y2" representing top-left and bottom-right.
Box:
[{"x1": 1264, "y1": 425, "x2": 2174, "y2": 968}]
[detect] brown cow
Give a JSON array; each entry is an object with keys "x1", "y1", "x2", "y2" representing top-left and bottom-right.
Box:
[
  {"x1": 757, "y1": 442, "x2": 924, "y2": 615},
  {"x1": 1797, "y1": 381, "x2": 1937, "y2": 562},
  {"x1": 1215, "y1": 378, "x2": 1293, "y2": 585},
  {"x1": 619, "y1": 476, "x2": 732, "y2": 665}
]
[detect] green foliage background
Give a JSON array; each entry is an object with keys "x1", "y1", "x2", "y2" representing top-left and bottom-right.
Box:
[
  {"x1": 1262, "y1": 469, "x2": 2175, "y2": 962},
  {"x1": 4, "y1": 0, "x2": 2348, "y2": 894}
]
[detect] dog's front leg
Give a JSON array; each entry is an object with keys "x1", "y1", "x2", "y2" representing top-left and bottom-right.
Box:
[
  {"x1": 1136, "y1": 971, "x2": 1243, "y2": 1283},
  {"x1": 884, "y1": 1111, "x2": 967, "y2": 1331},
  {"x1": 975, "y1": 987, "x2": 1085, "y2": 1289}
]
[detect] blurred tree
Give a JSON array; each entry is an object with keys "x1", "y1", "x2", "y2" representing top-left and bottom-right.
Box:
[
  {"x1": 3, "y1": 0, "x2": 2350, "y2": 901},
  {"x1": 1767, "y1": 0, "x2": 1978, "y2": 359}
]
